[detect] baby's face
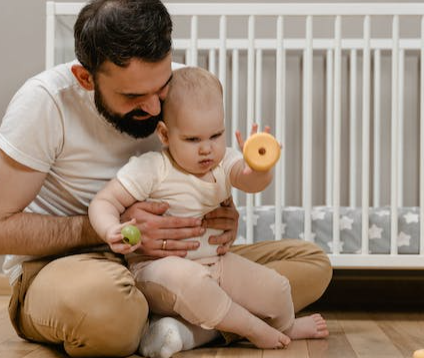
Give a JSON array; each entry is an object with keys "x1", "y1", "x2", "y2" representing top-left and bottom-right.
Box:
[{"x1": 166, "y1": 101, "x2": 226, "y2": 177}]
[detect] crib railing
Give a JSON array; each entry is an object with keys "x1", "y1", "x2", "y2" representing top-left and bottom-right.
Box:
[{"x1": 46, "y1": 2, "x2": 424, "y2": 268}]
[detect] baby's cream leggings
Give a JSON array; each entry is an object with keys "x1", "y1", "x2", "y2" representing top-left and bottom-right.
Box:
[{"x1": 132, "y1": 252, "x2": 295, "y2": 333}]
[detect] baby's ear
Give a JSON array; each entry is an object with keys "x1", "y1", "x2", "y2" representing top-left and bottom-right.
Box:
[{"x1": 156, "y1": 121, "x2": 169, "y2": 146}]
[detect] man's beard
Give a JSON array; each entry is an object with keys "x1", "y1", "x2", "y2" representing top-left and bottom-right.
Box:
[{"x1": 94, "y1": 84, "x2": 162, "y2": 139}]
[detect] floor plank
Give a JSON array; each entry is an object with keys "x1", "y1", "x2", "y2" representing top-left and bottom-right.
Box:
[
  {"x1": 2, "y1": 295, "x2": 424, "y2": 358},
  {"x1": 374, "y1": 312, "x2": 424, "y2": 358},
  {"x1": 0, "y1": 295, "x2": 9, "y2": 310},
  {"x1": 337, "y1": 311, "x2": 404, "y2": 358},
  {"x1": 0, "y1": 275, "x2": 10, "y2": 296},
  {"x1": 307, "y1": 312, "x2": 356, "y2": 358}
]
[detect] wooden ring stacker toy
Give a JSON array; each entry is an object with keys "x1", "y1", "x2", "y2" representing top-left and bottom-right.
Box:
[
  {"x1": 413, "y1": 349, "x2": 424, "y2": 358},
  {"x1": 243, "y1": 132, "x2": 281, "y2": 171}
]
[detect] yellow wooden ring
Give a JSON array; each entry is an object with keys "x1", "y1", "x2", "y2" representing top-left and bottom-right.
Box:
[
  {"x1": 413, "y1": 349, "x2": 424, "y2": 358},
  {"x1": 243, "y1": 132, "x2": 281, "y2": 171}
]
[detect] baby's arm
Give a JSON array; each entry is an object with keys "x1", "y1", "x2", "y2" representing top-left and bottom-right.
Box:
[
  {"x1": 88, "y1": 178, "x2": 138, "y2": 253},
  {"x1": 229, "y1": 124, "x2": 276, "y2": 193},
  {"x1": 229, "y1": 157, "x2": 273, "y2": 193}
]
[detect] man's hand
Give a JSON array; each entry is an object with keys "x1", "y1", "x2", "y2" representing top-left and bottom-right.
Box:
[
  {"x1": 121, "y1": 201, "x2": 203, "y2": 258},
  {"x1": 203, "y1": 197, "x2": 239, "y2": 255}
]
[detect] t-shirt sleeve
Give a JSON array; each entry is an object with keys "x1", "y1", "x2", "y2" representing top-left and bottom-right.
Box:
[
  {"x1": 221, "y1": 147, "x2": 243, "y2": 189},
  {"x1": 116, "y1": 151, "x2": 166, "y2": 201},
  {"x1": 0, "y1": 79, "x2": 63, "y2": 172},
  {"x1": 221, "y1": 147, "x2": 243, "y2": 175}
]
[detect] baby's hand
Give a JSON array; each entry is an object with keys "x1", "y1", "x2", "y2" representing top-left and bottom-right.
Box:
[
  {"x1": 235, "y1": 124, "x2": 280, "y2": 173},
  {"x1": 105, "y1": 219, "x2": 142, "y2": 255}
]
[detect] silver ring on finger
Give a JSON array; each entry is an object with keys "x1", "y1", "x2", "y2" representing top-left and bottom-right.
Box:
[{"x1": 162, "y1": 239, "x2": 167, "y2": 250}]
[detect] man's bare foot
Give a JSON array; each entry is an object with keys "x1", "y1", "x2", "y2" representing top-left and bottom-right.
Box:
[{"x1": 284, "y1": 313, "x2": 329, "y2": 340}]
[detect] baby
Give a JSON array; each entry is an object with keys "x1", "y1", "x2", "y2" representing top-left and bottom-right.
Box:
[{"x1": 89, "y1": 67, "x2": 328, "y2": 357}]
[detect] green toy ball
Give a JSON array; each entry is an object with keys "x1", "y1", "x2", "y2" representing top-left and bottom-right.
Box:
[{"x1": 121, "y1": 225, "x2": 141, "y2": 245}]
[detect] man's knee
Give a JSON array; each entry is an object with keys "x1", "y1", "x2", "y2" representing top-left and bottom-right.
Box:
[
  {"x1": 238, "y1": 239, "x2": 333, "y2": 311},
  {"x1": 300, "y1": 241, "x2": 333, "y2": 298},
  {"x1": 22, "y1": 253, "x2": 149, "y2": 357},
  {"x1": 63, "y1": 275, "x2": 149, "y2": 357}
]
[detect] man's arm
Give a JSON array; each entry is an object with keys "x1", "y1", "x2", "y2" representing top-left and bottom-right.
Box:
[{"x1": 0, "y1": 150, "x2": 101, "y2": 256}]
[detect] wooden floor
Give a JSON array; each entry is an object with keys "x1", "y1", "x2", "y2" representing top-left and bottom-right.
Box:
[{"x1": 1, "y1": 295, "x2": 424, "y2": 358}]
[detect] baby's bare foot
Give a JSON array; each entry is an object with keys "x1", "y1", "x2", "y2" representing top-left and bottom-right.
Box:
[
  {"x1": 246, "y1": 321, "x2": 291, "y2": 349},
  {"x1": 284, "y1": 313, "x2": 329, "y2": 340}
]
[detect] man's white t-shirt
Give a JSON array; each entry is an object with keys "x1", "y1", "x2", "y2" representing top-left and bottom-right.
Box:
[{"x1": 0, "y1": 61, "x2": 163, "y2": 284}]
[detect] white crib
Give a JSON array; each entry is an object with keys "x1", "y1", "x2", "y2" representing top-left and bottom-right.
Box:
[{"x1": 46, "y1": 2, "x2": 424, "y2": 269}]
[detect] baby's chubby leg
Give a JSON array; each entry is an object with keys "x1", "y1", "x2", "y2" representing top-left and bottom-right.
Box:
[
  {"x1": 217, "y1": 253, "x2": 329, "y2": 344},
  {"x1": 216, "y1": 302, "x2": 291, "y2": 349},
  {"x1": 136, "y1": 255, "x2": 290, "y2": 355},
  {"x1": 135, "y1": 256, "x2": 232, "y2": 357}
]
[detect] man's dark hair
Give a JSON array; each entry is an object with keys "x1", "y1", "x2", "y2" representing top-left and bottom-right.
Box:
[{"x1": 74, "y1": 0, "x2": 172, "y2": 74}]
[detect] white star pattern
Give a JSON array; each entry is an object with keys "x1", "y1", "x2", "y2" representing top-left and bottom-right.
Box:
[
  {"x1": 375, "y1": 210, "x2": 390, "y2": 217},
  {"x1": 237, "y1": 206, "x2": 419, "y2": 252},
  {"x1": 340, "y1": 216, "x2": 354, "y2": 231},
  {"x1": 369, "y1": 224, "x2": 383, "y2": 239},
  {"x1": 404, "y1": 212, "x2": 419, "y2": 224},
  {"x1": 397, "y1": 232, "x2": 411, "y2": 247},
  {"x1": 242, "y1": 214, "x2": 260, "y2": 226},
  {"x1": 299, "y1": 232, "x2": 317, "y2": 241},
  {"x1": 327, "y1": 240, "x2": 344, "y2": 253},
  {"x1": 311, "y1": 210, "x2": 326, "y2": 221},
  {"x1": 270, "y1": 222, "x2": 286, "y2": 237}
]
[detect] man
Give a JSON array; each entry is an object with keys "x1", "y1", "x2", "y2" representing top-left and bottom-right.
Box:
[{"x1": 0, "y1": 0, "x2": 332, "y2": 357}]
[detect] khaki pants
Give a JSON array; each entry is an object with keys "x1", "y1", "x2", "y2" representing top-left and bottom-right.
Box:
[{"x1": 9, "y1": 240, "x2": 332, "y2": 357}]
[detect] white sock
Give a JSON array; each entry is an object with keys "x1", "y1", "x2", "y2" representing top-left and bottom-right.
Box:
[{"x1": 139, "y1": 316, "x2": 220, "y2": 358}]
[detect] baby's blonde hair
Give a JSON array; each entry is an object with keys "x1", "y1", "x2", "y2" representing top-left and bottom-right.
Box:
[{"x1": 163, "y1": 67, "x2": 223, "y2": 124}]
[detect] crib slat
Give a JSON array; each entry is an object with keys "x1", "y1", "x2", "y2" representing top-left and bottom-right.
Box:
[
  {"x1": 361, "y1": 15, "x2": 371, "y2": 255},
  {"x1": 219, "y1": 15, "x2": 227, "y2": 113},
  {"x1": 391, "y1": 15, "x2": 399, "y2": 255},
  {"x1": 349, "y1": 49, "x2": 357, "y2": 208},
  {"x1": 184, "y1": 49, "x2": 190, "y2": 65},
  {"x1": 398, "y1": 49, "x2": 404, "y2": 207},
  {"x1": 190, "y1": 15, "x2": 198, "y2": 66},
  {"x1": 231, "y1": 49, "x2": 240, "y2": 205},
  {"x1": 254, "y1": 49, "x2": 263, "y2": 207},
  {"x1": 45, "y1": 2, "x2": 56, "y2": 69},
  {"x1": 275, "y1": 15, "x2": 285, "y2": 241},
  {"x1": 420, "y1": 16, "x2": 424, "y2": 255},
  {"x1": 325, "y1": 49, "x2": 333, "y2": 206},
  {"x1": 333, "y1": 15, "x2": 342, "y2": 254},
  {"x1": 246, "y1": 15, "x2": 256, "y2": 245},
  {"x1": 303, "y1": 15, "x2": 313, "y2": 242},
  {"x1": 247, "y1": 16, "x2": 255, "y2": 131},
  {"x1": 373, "y1": 49, "x2": 381, "y2": 207},
  {"x1": 208, "y1": 49, "x2": 216, "y2": 75},
  {"x1": 255, "y1": 49, "x2": 263, "y2": 127}
]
